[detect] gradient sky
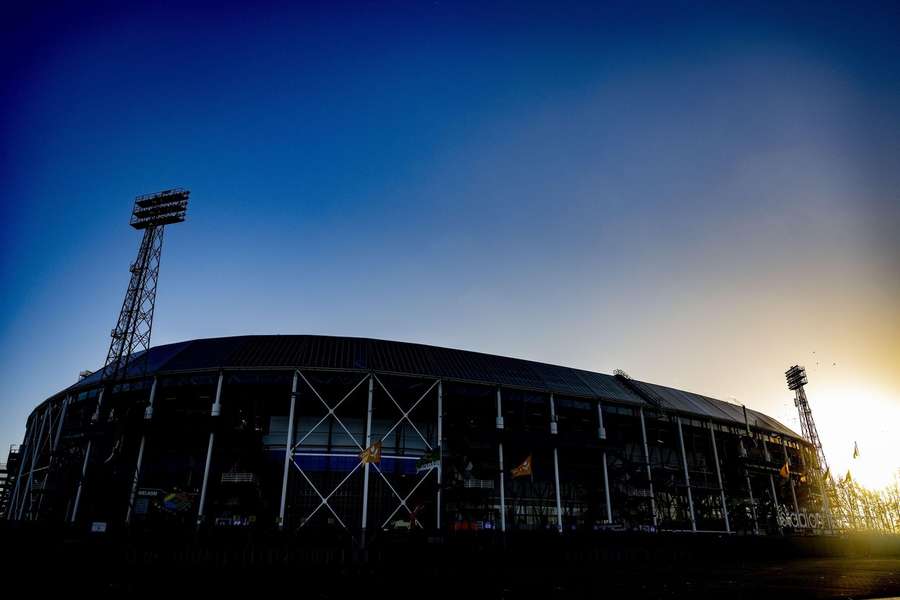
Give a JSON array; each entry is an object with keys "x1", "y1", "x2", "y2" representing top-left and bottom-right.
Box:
[{"x1": 2, "y1": 1, "x2": 898, "y2": 487}]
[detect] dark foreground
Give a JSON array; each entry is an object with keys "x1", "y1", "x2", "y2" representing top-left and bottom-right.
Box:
[{"x1": 2, "y1": 524, "x2": 898, "y2": 599}]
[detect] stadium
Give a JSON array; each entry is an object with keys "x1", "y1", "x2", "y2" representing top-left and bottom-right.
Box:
[{"x1": 6, "y1": 334, "x2": 830, "y2": 538}]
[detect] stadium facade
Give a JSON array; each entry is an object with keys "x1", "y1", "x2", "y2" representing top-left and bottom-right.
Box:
[{"x1": 5, "y1": 335, "x2": 831, "y2": 537}]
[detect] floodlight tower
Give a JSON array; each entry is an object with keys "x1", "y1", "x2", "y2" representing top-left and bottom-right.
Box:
[
  {"x1": 101, "y1": 188, "x2": 190, "y2": 385},
  {"x1": 70, "y1": 189, "x2": 188, "y2": 523},
  {"x1": 785, "y1": 366, "x2": 829, "y2": 476},
  {"x1": 786, "y1": 365, "x2": 835, "y2": 527}
]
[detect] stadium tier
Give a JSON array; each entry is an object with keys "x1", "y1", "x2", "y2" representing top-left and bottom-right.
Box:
[{"x1": 5, "y1": 335, "x2": 830, "y2": 535}]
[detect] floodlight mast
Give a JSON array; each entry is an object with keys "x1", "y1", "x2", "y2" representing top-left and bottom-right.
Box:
[
  {"x1": 786, "y1": 365, "x2": 835, "y2": 527},
  {"x1": 69, "y1": 189, "x2": 188, "y2": 525},
  {"x1": 101, "y1": 188, "x2": 189, "y2": 385}
]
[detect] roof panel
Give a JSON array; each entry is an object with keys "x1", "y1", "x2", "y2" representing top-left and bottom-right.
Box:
[{"x1": 58, "y1": 334, "x2": 800, "y2": 439}]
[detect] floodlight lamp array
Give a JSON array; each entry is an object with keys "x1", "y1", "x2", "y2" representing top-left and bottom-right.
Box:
[
  {"x1": 130, "y1": 188, "x2": 190, "y2": 229},
  {"x1": 785, "y1": 365, "x2": 808, "y2": 391}
]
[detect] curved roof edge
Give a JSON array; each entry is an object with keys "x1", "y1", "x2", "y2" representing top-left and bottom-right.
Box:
[{"x1": 48, "y1": 334, "x2": 801, "y2": 439}]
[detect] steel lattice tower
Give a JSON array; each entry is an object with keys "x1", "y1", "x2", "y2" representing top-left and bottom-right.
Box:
[
  {"x1": 786, "y1": 366, "x2": 829, "y2": 475},
  {"x1": 101, "y1": 189, "x2": 190, "y2": 385},
  {"x1": 69, "y1": 189, "x2": 189, "y2": 524},
  {"x1": 786, "y1": 365, "x2": 836, "y2": 527}
]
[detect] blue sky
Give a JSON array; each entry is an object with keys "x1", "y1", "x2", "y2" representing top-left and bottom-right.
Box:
[{"x1": 2, "y1": 1, "x2": 899, "y2": 485}]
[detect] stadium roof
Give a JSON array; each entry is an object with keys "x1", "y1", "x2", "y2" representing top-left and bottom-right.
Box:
[{"x1": 63, "y1": 334, "x2": 799, "y2": 439}]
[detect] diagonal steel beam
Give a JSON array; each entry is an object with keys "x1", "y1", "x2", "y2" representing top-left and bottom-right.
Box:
[
  {"x1": 378, "y1": 465, "x2": 435, "y2": 529},
  {"x1": 291, "y1": 457, "x2": 361, "y2": 529},
  {"x1": 294, "y1": 371, "x2": 368, "y2": 450},
  {"x1": 373, "y1": 375, "x2": 437, "y2": 450}
]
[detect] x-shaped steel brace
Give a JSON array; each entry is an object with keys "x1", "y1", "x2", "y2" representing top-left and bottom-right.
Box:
[
  {"x1": 376, "y1": 464, "x2": 435, "y2": 529},
  {"x1": 373, "y1": 375, "x2": 437, "y2": 451},
  {"x1": 292, "y1": 371, "x2": 369, "y2": 452},
  {"x1": 292, "y1": 458, "x2": 361, "y2": 529}
]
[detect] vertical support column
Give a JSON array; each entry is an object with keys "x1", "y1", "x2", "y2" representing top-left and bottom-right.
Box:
[
  {"x1": 126, "y1": 378, "x2": 158, "y2": 525},
  {"x1": 763, "y1": 438, "x2": 786, "y2": 534},
  {"x1": 597, "y1": 401, "x2": 612, "y2": 524},
  {"x1": 197, "y1": 370, "x2": 224, "y2": 526},
  {"x1": 8, "y1": 411, "x2": 39, "y2": 520},
  {"x1": 21, "y1": 408, "x2": 50, "y2": 519},
  {"x1": 52, "y1": 397, "x2": 70, "y2": 453},
  {"x1": 496, "y1": 387, "x2": 506, "y2": 533},
  {"x1": 783, "y1": 441, "x2": 800, "y2": 515},
  {"x1": 549, "y1": 394, "x2": 563, "y2": 533},
  {"x1": 676, "y1": 416, "x2": 697, "y2": 532},
  {"x1": 360, "y1": 374, "x2": 375, "y2": 543},
  {"x1": 799, "y1": 443, "x2": 833, "y2": 531},
  {"x1": 741, "y1": 411, "x2": 759, "y2": 534},
  {"x1": 638, "y1": 407, "x2": 658, "y2": 527},
  {"x1": 36, "y1": 396, "x2": 71, "y2": 519},
  {"x1": 72, "y1": 388, "x2": 104, "y2": 523},
  {"x1": 278, "y1": 371, "x2": 299, "y2": 530},
  {"x1": 708, "y1": 422, "x2": 730, "y2": 533},
  {"x1": 745, "y1": 474, "x2": 759, "y2": 534},
  {"x1": 436, "y1": 380, "x2": 443, "y2": 531},
  {"x1": 762, "y1": 439, "x2": 780, "y2": 512}
]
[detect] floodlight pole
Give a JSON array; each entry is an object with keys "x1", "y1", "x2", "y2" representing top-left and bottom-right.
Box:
[
  {"x1": 786, "y1": 365, "x2": 835, "y2": 530},
  {"x1": 69, "y1": 189, "x2": 189, "y2": 526}
]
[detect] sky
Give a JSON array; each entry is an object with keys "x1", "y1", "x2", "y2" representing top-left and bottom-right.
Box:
[{"x1": 1, "y1": 1, "x2": 898, "y2": 488}]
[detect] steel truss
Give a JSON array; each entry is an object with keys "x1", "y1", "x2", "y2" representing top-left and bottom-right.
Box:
[
  {"x1": 7, "y1": 397, "x2": 68, "y2": 521},
  {"x1": 281, "y1": 371, "x2": 440, "y2": 543},
  {"x1": 68, "y1": 190, "x2": 188, "y2": 525}
]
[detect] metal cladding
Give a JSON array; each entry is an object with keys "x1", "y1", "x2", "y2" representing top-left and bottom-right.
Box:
[
  {"x1": 55, "y1": 334, "x2": 798, "y2": 438},
  {"x1": 10, "y1": 334, "x2": 839, "y2": 538}
]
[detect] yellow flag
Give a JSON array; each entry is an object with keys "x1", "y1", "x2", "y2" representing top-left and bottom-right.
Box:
[
  {"x1": 360, "y1": 440, "x2": 382, "y2": 464},
  {"x1": 779, "y1": 461, "x2": 790, "y2": 479},
  {"x1": 511, "y1": 454, "x2": 533, "y2": 479}
]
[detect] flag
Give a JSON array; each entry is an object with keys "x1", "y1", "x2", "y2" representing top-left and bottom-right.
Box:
[
  {"x1": 779, "y1": 461, "x2": 790, "y2": 479},
  {"x1": 416, "y1": 448, "x2": 441, "y2": 473},
  {"x1": 163, "y1": 491, "x2": 193, "y2": 513},
  {"x1": 511, "y1": 454, "x2": 533, "y2": 479},
  {"x1": 360, "y1": 440, "x2": 382, "y2": 464},
  {"x1": 853, "y1": 441, "x2": 859, "y2": 459}
]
